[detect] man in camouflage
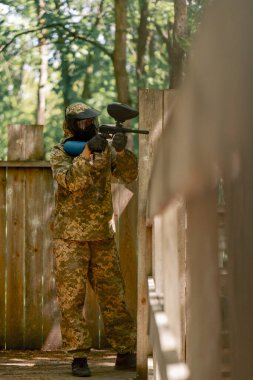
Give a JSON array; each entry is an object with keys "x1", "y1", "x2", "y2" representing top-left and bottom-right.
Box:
[{"x1": 50, "y1": 102, "x2": 137, "y2": 377}]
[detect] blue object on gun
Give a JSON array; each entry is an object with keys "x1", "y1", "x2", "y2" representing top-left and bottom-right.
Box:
[{"x1": 64, "y1": 140, "x2": 87, "y2": 157}]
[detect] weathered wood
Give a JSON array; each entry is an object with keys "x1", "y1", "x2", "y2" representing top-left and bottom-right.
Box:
[
  {"x1": 186, "y1": 190, "x2": 221, "y2": 380},
  {"x1": 225, "y1": 135, "x2": 253, "y2": 380},
  {"x1": 161, "y1": 198, "x2": 184, "y2": 360},
  {"x1": 6, "y1": 124, "x2": 45, "y2": 349},
  {"x1": 42, "y1": 168, "x2": 61, "y2": 350},
  {"x1": 152, "y1": 216, "x2": 163, "y2": 295},
  {"x1": 137, "y1": 89, "x2": 164, "y2": 378},
  {"x1": 177, "y1": 200, "x2": 186, "y2": 362},
  {"x1": 7, "y1": 124, "x2": 44, "y2": 160},
  {"x1": 148, "y1": 278, "x2": 190, "y2": 380},
  {"x1": 147, "y1": 90, "x2": 177, "y2": 218},
  {"x1": 0, "y1": 161, "x2": 51, "y2": 167},
  {"x1": 24, "y1": 169, "x2": 44, "y2": 348},
  {"x1": 6, "y1": 168, "x2": 26, "y2": 348},
  {"x1": 117, "y1": 181, "x2": 138, "y2": 321},
  {"x1": 0, "y1": 168, "x2": 6, "y2": 349}
]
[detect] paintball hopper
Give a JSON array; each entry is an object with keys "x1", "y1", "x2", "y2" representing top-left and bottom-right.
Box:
[{"x1": 107, "y1": 103, "x2": 139, "y2": 124}]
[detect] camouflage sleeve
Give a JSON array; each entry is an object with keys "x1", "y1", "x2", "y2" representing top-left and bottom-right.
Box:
[
  {"x1": 111, "y1": 148, "x2": 138, "y2": 184},
  {"x1": 50, "y1": 145, "x2": 110, "y2": 192}
]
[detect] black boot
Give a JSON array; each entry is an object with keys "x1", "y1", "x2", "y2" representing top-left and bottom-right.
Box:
[
  {"x1": 71, "y1": 357, "x2": 91, "y2": 377},
  {"x1": 115, "y1": 352, "x2": 136, "y2": 370}
]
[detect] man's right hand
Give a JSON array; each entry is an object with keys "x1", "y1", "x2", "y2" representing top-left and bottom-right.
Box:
[{"x1": 87, "y1": 134, "x2": 108, "y2": 153}]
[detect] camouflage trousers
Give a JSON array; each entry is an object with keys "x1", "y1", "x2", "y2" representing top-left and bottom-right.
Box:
[{"x1": 53, "y1": 238, "x2": 136, "y2": 355}]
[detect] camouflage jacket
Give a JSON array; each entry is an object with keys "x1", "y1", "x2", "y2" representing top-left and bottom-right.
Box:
[{"x1": 50, "y1": 141, "x2": 138, "y2": 241}]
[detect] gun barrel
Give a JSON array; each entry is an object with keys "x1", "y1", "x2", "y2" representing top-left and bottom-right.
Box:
[{"x1": 99, "y1": 125, "x2": 149, "y2": 135}]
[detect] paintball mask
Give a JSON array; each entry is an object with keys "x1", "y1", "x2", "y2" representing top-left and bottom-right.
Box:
[{"x1": 65, "y1": 102, "x2": 101, "y2": 141}]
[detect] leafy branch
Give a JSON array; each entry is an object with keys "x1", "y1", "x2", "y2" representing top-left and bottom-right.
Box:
[{"x1": 0, "y1": 21, "x2": 113, "y2": 59}]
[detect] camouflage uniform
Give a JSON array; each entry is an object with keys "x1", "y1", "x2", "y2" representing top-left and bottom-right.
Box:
[{"x1": 50, "y1": 104, "x2": 138, "y2": 356}]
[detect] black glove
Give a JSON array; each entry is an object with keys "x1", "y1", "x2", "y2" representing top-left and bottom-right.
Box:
[
  {"x1": 87, "y1": 134, "x2": 108, "y2": 153},
  {"x1": 112, "y1": 133, "x2": 127, "y2": 152}
]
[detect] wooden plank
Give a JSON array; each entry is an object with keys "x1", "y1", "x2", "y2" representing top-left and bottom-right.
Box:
[
  {"x1": 5, "y1": 168, "x2": 26, "y2": 348},
  {"x1": 148, "y1": 278, "x2": 190, "y2": 380},
  {"x1": 147, "y1": 90, "x2": 177, "y2": 219},
  {"x1": 225, "y1": 141, "x2": 253, "y2": 380},
  {"x1": 0, "y1": 168, "x2": 6, "y2": 348},
  {"x1": 24, "y1": 169, "x2": 44, "y2": 348},
  {"x1": 152, "y1": 216, "x2": 164, "y2": 295},
  {"x1": 137, "y1": 89, "x2": 164, "y2": 378},
  {"x1": 6, "y1": 124, "x2": 45, "y2": 349},
  {"x1": 42, "y1": 168, "x2": 62, "y2": 351},
  {"x1": 186, "y1": 190, "x2": 221, "y2": 380},
  {"x1": 177, "y1": 200, "x2": 186, "y2": 362},
  {"x1": 7, "y1": 124, "x2": 44, "y2": 161},
  {"x1": 0, "y1": 161, "x2": 50, "y2": 168},
  {"x1": 161, "y1": 198, "x2": 184, "y2": 361}
]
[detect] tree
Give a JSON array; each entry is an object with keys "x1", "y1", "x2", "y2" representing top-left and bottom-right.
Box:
[
  {"x1": 136, "y1": 0, "x2": 149, "y2": 88},
  {"x1": 113, "y1": 0, "x2": 130, "y2": 104},
  {"x1": 0, "y1": 0, "x2": 208, "y2": 159},
  {"x1": 170, "y1": 0, "x2": 187, "y2": 88},
  {"x1": 36, "y1": 0, "x2": 48, "y2": 125}
]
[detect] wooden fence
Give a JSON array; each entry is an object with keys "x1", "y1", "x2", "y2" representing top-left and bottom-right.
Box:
[
  {"x1": 137, "y1": 1, "x2": 253, "y2": 379},
  {"x1": 0, "y1": 124, "x2": 137, "y2": 350},
  {"x1": 137, "y1": 89, "x2": 224, "y2": 380}
]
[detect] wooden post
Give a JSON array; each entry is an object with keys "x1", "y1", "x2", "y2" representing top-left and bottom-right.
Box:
[
  {"x1": 186, "y1": 190, "x2": 222, "y2": 380},
  {"x1": 137, "y1": 89, "x2": 164, "y2": 378}
]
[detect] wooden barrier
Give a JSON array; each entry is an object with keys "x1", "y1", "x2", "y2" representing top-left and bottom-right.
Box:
[
  {"x1": 139, "y1": 1, "x2": 253, "y2": 380},
  {"x1": 138, "y1": 88, "x2": 222, "y2": 380},
  {"x1": 137, "y1": 89, "x2": 164, "y2": 378}
]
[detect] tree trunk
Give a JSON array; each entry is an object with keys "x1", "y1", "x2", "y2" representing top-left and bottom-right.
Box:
[
  {"x1": 136, "y1": 0, "x2": 149, "y2": 88},
  {"x1": 113, "y1": 0, "x2": 130, "y2": 104},
  {"x1": 36, "y1": 0, "x2": 48, "y2": 125},
  {"x1": 81, "y1": 52, "x2": 93, "y2": 100},
  {"x1": 170, "y1": 0, "x2": 187, "y2": 88},
  {"x1": 59, "y1": 48, "x2": 72, "y2": 108}
]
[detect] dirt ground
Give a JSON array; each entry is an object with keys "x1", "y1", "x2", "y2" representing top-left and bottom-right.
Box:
[{"x1": 0, "y1": 349, "x2": 137, "y2": 380}]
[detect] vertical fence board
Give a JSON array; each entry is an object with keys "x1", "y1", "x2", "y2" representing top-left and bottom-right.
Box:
[
  {"x1": 161, "y1": 198, "x2": 183, "y2": 359},
  {"x1": 225, "y1": 145, "x2": 253, "y2": 380},
  {"x1": 117, "y1": 181, "x2": 138, "y2": 321},
  {"x1": 137, "y1": 89, "x2": 163, "y2": 378},
  {"x1": 6, "y1": 124, "x2": 45, "y2": 349},
  {"x1": 177, "y1": 200, "x2": 186, "y2": 361},
  {"x1": 0, "y1": 168, "x2": 6, "y2": 348},
  {"x1": 152, "y1": 216, "x2": 163, "y2": 295},
  {"x1": 186, "y1": 190, "x2": 221, "y2": 380},
  {"x1": 42, "y1": 169, "x2": 61, "y2": 350},
  {"x1": 6, "y1": 168, "x2": 26, "y2": 348},
  {"x1": 24, "y1": 169, "x2": 43, "y2": 348}
]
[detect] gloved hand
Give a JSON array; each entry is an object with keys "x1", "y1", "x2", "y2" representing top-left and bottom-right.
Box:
[
  {"x1": 87, "y1": 134, "x2": 108, "y2": 153},
  {"x1": 112, "y1": 133, "x2": 127, "y2": 152}
]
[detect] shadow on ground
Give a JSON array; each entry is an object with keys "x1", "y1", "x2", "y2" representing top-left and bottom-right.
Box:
[{"x1": 0, "y1": 349, "x2": 137, "y2": 380}]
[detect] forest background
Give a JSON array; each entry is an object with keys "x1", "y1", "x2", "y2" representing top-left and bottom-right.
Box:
[{"x1": 0, "y1": 0, "x2": 206, "y2": 159}]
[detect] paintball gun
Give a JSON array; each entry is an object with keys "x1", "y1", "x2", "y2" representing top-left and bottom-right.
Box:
[{"x1": 64, "y1": 102, "x2": 149, "y2": 157}]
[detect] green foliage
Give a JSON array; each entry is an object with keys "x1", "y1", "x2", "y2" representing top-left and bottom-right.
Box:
[{"x1": 0, "y1": 0, "x2": 206, "y2": 160}]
